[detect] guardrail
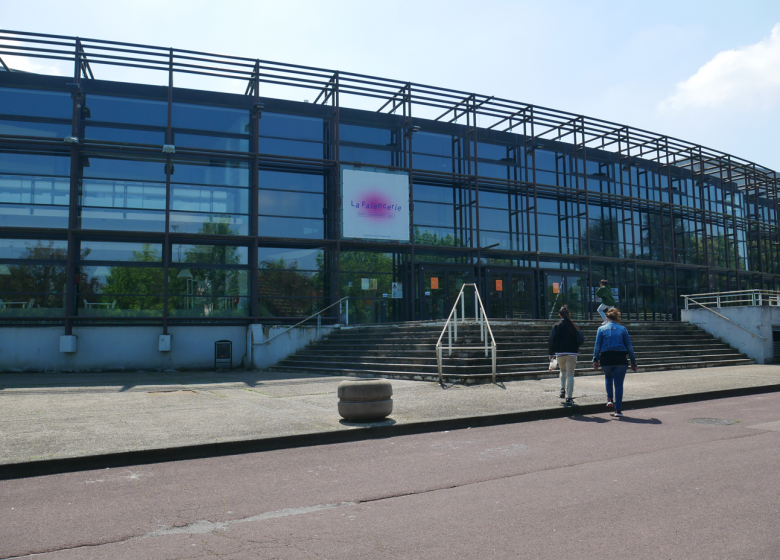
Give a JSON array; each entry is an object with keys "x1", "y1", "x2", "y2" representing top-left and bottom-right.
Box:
[
  {"x1": 682, "y1": 290, "x2": 780, "y2": 309},
  {"x1": 681, "y1": 291, "x2": 770, "y2": 340},
  {"x1": 261, "y1": 297, "x2": 349, "y2": 345},
  {"x1": 435, "y1": 283, "x2": 497, "y2": 384}
]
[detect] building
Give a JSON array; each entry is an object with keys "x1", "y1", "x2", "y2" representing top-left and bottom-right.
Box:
[{"x1": 1, "y1": 31, "x2": 779, "y2": 368}]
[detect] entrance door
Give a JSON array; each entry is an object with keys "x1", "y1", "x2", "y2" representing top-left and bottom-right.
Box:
[
  {"x1": 544, "y1": 273, "x2": 587, "y2": 320},
  {"x1": 418, "y1": 265, "x2": 475, "y2": 321},
  {"x1": 485, "y1": 269, "x2": 535, "y2": 319}
]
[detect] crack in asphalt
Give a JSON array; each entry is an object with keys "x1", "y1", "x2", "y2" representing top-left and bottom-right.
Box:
[{"x1": 2, "y1": 502, "x2": 356, "y2": 559}]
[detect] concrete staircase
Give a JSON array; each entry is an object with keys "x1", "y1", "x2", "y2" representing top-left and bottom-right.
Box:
[{"x1": 265, "y1": 320, "x2": 754, "y2": 384}]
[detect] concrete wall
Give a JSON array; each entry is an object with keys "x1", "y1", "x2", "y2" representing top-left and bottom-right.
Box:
[
  {"x1": 0, "y1": 325, "x2": 247, "y2": 372},
  {"x1": 682, "y1": 306, "x2": 780, "y2": 364},
  {"x1": 249, "y1": 323, "x2": 338, "y2": 370}
]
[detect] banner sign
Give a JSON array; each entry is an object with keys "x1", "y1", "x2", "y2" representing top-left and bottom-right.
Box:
[{"x1": 342, "y1": 167, "x2": 410, "y2": 241}]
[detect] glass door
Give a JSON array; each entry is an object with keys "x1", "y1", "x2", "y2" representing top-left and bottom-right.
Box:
[
  {"x1": 544, "y1": 273, "x2": 587, "y2": 320},
  {"x1": 485, "y1": 269, "x2": 535, "y2": 319},
  {"x1": 418, "y1": 265, "x2": 475, "y2": 320}
]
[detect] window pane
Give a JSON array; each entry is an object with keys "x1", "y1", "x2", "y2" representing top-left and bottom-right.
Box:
[
  {"x1": 169, "y1": 212, "x2": 249, "y2": 235},
  {"x1": 173, "y1": 161, "x2": 249, "y2": 187},
  {"x1": 81, "y1": 242, "x2": 162, "y2": 262},
  {"x1": 0, "y1": 239, "x2": 68, "y2": 260},
  {"x1": 412, "y1": 154, "x2": 453, "y2": 173},
  {"x1": 86, "y1": 95, "x2": 167, "y2": 126},
  {"x1": 414, "y1": 202, "x2": 454, "y2": 227},
  {"x1": 0, "y1": 88, "x2": 72, "y2": 119},
  {"x1": 258, "y1": 216, "x2": 324, "y2": 239},
  {"x1": 82, "y1": 180, "x2": 166, "y2": 210},
  {"x1": 81, "y1": 208, "x2": 165, "y2": 232},
  {"x1": 340, "y1": 124, "x2": 393, "y2": 146},
  {"x1": 84, "y1": 157, "x2": 165, "y2": 182},
  {"x1": 85, "y1": 126, "x2": 164, "y2": 145},
  {"x1": 0, "y1": 204, "x2": 69, "y2": 228},
  {"x1": 0, "y1": 176, "x2": 69, "y2": 205},
  {"x1": 78, "y1": 265, "x2": 164, "y2": 316},
  {"x1": 259, "y1": 170, "x2": 324, "y2": 193},
  {"x1": 258, "y1": 137, "x2": 324, "y2": 159},
  {"x1": 339, "y1": 146, "x2": 394, "y2": 166},
  {"x1": 259, "y1": 189, "x2": 323, "y2": 219},
  {"x1": 172, "y1": 244, "x2": 248, "y2": 265},
  {"x1": 414, "y1": 184, "x2": 452, "y2": 204},
  {"x1": 258, "y1": 247, "x2": 325, "y2": 271},
  {"x1": 0, "y1": 152, "x2": 70, "y2": 177},
  {"x1": 171, "y1": 185, "x2": 249, "y2": 214},
  {"x1": 259, "y1": 113, "x2": 323, "y2": 141},
  {"x1": 169, "y1": 268, "x2": 249, "y2": 317},
  {"x1": 0, "y1": 120, "x2": 71, "y2": 139},
  {"x1": 258, "y1": 269, "x2": 323, "y2": 298},
  {"x1": 413, "y1": 132, "x2": 453, "y2": 157},
  {"x1": 174, "y1": 133, "x2": 249, "y2": 152},
  {"x1": 172, "y1": 103, "x2": 249, "y2": 134}
]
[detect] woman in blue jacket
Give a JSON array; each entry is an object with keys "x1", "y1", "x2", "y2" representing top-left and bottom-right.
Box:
[{"x1": 592, "y1": 308, "x2": 637, "y2": 418}]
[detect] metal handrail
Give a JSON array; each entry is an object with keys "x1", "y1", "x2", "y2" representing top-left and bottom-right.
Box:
[
  {"x1": 681, "y1": 290, "x2": 780, "y2": 309},
  {"x1": 682, "y1": 295, "x2": 768, "y2": 340},
  {"x1": 435, "y1": 283, "x2": 497, "y2": 384},
  {"x1": 260, "y1": 297, "x2": 349, "y2": 345}
]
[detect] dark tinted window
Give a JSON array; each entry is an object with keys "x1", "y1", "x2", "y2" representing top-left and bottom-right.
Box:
[
  {"x1": 0, "y1": 152, "x2": 70, "y2": 176},
  {"x1": 259, "y1": 170, "x2": 324, "y2": 192},
  {"x1": 83, "y1": 157, "x2": 165, "y2": 181},
  {"x1": 172, "y1": 103, "x2": 248, "y2": 134},
  {"x1": 0, "y1": 88, "x2": 72, "y2": 119},
  {"x1": 87, "y1": 95, "x2": 167, "y2": 127},
  {"x1": 259, "y1": 113, "x2": 323, "y2": 141}
]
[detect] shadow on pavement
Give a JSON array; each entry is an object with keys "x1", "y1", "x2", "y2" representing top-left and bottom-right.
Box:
[{"x1": 339, "y1": 418, "x2": 397, "y2": 428}]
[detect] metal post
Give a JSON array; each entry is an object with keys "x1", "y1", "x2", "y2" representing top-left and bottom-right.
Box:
[
  {"x1": 474, "y1": 286, "x2": 478, "y2": 322},
  {"x1": 454, "y1": 304, "x2": 458, "y2": 341},
  {"x1": 461, "y1": 292, "x2": 465, "y2": 323},
  {"x1": 448, "y1": 318, "x2": 452, "y2": 356},
  {"x1": 317, "y1": 313, "x2": 321, "y2": 337},
  {"x1": 492, "y1": 346, "x2": 497, "y2": 383},
  {"x1": 346, "y1": 298, "x2": 349, "y2": 325},
  {"x1": 484, "y1": 318, "x2": 488, "y2": 356},
  {"x1": 437, "y1": 345, "x2": 442, "y2": 383}
]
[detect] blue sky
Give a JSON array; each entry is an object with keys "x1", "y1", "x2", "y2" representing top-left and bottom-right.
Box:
[{"x1": 4, "y1": 0, "x2": 780, "y2": 171}]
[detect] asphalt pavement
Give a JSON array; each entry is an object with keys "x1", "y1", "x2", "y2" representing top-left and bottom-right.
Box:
[{"x1": 1, "y1": 391, "x2": 779, "y2": 559}]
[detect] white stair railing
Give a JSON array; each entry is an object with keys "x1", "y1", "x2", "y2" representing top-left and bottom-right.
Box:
[{"x1": 435, "y1": 283, "x2": 497, "y2": 384}]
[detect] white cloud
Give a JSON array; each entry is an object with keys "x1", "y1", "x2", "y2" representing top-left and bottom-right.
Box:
[{"x1": 659, "y1": 23, "x2": 780, "y2": 113}]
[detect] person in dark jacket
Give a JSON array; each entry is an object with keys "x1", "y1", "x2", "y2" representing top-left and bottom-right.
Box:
[
  {"x1": 548, "y1": 305, "x2": 585, "y2": 405},
  {"x1": 595, "y1": 279, "x2": 616, "y2": 325},
  {"x1": 592, "y1": 307, "x2": 637, "y2": 418}
]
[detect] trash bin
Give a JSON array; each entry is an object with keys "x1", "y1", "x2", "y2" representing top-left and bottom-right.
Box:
[{"x1": 214, "y1": 340, "x2": 232, "y2": 370}]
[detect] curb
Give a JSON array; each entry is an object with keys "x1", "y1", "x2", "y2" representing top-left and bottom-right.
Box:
[{"x1": 2, "y1": 383, "x2": 780, "y2": 480}]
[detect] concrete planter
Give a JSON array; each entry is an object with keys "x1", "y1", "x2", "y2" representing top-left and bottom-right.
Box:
[{"x1": 337, "y1": 379, "x2": 393, "y2": 421}]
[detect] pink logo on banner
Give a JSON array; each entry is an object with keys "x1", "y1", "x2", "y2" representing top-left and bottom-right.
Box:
[{"x1": 350, "y1": 191, "x2": 403, "y2": 221}]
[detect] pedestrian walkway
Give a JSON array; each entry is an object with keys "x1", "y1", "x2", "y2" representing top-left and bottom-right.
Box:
[{"x1": 2, "y1": 364, "x2": 780, "y2": 473}]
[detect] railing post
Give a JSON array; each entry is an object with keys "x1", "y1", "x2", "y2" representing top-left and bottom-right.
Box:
[
  {"x1": 461, "y1": 292, "x2": 465, "y2": 323},
  {"x1": 317, "y1": 313, "x2": 321, "y2": 337},
  {"x1": 474, "y1": 287, "x2": 478, "y2": 322},
  {"x1": 437, "y1": 345, "x2": 442, "y2": 383},
  {"x1": 448, "y1": 318, "x2": 452, "y2": 356},
  {"x1": 454, "y1": 305, "x2": 458, "y2": 341},
  {"x1": 484, "y1": 322, "x2": 488, "y2": 356},
  {"x1": 491, "y1": 345, "x2": 496, "y2": 383},
  {"x1": 346, "y1": 298, "x2": 349, "y2": 325},
  {"x1": 717, "y1": 295, "x2": 721, "y2": 308},
  {"x1": 758, "y1": 292, "x2": 762, "y2": 306}
]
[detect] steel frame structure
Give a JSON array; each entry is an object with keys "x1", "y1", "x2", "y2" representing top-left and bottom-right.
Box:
[{"x1": 1, "y1": 29, "x2": 779, "y2": 329}]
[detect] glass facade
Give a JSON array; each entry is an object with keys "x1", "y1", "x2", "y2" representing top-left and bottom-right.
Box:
[{"x1": 2, "y1": 32, "x2": 779, "y2": 326}]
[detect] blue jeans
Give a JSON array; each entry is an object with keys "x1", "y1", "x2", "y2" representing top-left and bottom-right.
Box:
[{"x1": 602, "y1": 365, "x2": 628, "y2": 410}]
